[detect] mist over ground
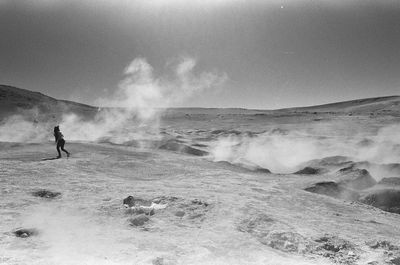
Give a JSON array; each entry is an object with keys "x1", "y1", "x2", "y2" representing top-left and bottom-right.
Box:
[
  {"x1": 0, "y1": 57, "x2": 227, "y2": 144},
  {"x1": 2, "y1": 88, "x2": 400, "y2": 264},
  {"x1": 1, "y1": 60, "x2": 400, "y2": 265},
  {"x1": 1, "y1": 71, "x2": 399, "y2": 177},
  {"x1": 210, "y1": 123, "x2": 400, "y2": 174}
]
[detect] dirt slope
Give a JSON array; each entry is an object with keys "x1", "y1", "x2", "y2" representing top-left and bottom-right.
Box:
[
  {"x1": 0, "y1": 85, "x2": 97, "y2": 121},
  {"x1": 277, "y1": 96, "x2": 400, "y2": 115}
]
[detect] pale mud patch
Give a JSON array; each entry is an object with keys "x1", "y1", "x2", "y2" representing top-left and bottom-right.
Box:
[
  {"x1": 237, "y1": 213, "x2": 362, "y2": 264},
  {"x1": 237, "y1": 214, "x2": 312, "y2": 254},
  {"x1": 118, "y1": 195, "x2": 213, "y2": 229}
]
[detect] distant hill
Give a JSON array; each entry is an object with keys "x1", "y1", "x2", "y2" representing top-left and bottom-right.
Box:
[
  {"x1": 164, "y1": 96, "x2": 400, "y2": 116},
  {"x1": 1, "y1": 84, "x2": 399, "y2": 120},
  {"x1": 277, "y1": 95, "x2": 400, "y2": 115},
  {"x1": 0, "y1": 85, "x2": 97, "y2": 121}
]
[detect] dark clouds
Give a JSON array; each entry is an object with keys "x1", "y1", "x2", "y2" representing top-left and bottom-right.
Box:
[{"x1": 0, "y1": 0, "x2": 399, "y2": 108}]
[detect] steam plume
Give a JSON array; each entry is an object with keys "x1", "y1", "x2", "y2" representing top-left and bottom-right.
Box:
[
  {"x1": 210, "y1": 124, "x2": 400, "y2": 174},
  {"x1": 60, "y1": 57, "x2": 227, "y2": 145}
]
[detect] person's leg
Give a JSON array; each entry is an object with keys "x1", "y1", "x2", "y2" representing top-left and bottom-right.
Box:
[
  {"x1": 56, "y1": 143, "x2": 62, "y2": 158},
  {"x1": 60, "y1": 140, "x2": 70, "y2": 157}
]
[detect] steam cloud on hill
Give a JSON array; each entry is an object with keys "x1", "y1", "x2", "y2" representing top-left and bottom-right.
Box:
[
  {"x1": 0, "y1": 57, "x2": 227, "y2": 144},
  {"x1": 60, "y1": 57, "x2": 227, "y2": 145}
]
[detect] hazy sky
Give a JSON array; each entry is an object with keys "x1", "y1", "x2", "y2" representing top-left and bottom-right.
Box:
[{"x1": 0, "y1": 0, "x2": 399, "y2": 109}]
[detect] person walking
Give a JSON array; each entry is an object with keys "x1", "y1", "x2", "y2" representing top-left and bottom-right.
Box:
[{"x1": 54, "y1": 126, "x2": 70, "y2": 158}]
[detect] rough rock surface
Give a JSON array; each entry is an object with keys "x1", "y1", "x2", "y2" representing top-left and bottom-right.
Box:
[
  {"x1": 159, "y1": 140, "x2": 208, "y2": 156},
  {"x1": 129, "y1": 215, "x2": 150, "y2": 226},
  {"x1": 366, "y1": 240, "x2": 400, "y2": 265},
  {"x1": 13, "y1": 228, "x2": 39, "y2": 238},
  {"x1": 312, "y1": 235, "x2": 359, "y2": 265},
  {"x1": 336, "y1": 168, "x2": 377, "y2": 190},
  {"x1": 378, "y1": 177, "x2": 400, "y2": 186},
  {"x1": 304, "y1": 181, "x2": 359, "y2": 201},
  {"x1": 294, "y1": 167, "x2": 322, "y2": 175},
  {"x1": 238, "y1": 214, "x2": 311, "y2": 254},
  {"x1": 31, "y1": 189, "x2": 61, "y2": 199},
  {"x1": 122, "y1": 195, "x2": 212, "y2": 229},
  {"x1": 123, "y1": 196, "x2": 152, "y2": 208},
  {"x1": 359, "y1": 189, "x2": 400, "y2": 214}
]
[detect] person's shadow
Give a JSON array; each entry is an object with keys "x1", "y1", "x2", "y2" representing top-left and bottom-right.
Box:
[{"x1": 41, "y1": 157, "x2": 59, "y2": 161}]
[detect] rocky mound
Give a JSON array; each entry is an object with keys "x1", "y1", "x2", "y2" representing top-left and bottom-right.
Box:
[
  {"x1": 13, "y1": 228, "x2": 39, "y2": 238},
  {"x1": 253, "y1": 166, "x2": 272, "y2": 174},
  {"x1": 32, "y1": 189, "x2": 61, "y2": 199},
  {"x1": 378, "y1": 177, "x2": 400, "y2": 186},
  {"x1": 304, "y1": 181, "x2": 359, "y2": 201},
  {"x1": 158, "y1": 140, "x2": 208, "y2": 156},
  {"x1": 306, "y1": 176, "x2": 400, "y2": 215},
  {"x1": 210, "y1": 129, "x2": 241, "y2": 136},
  {"x1": 216, "y1": 161, "x2": 271, "y2": 174},
  {"x1": 359, "y1": 189, "x2": 400, "y2": 214},
  {"x1": 336, "y1": 168, "x2": 376, "y2": 190},
  {"x1": 191, "y1": 143, "x2": 208, "y2": 148},
  {"x1": 383, "y1": 163, "x2": 400, "y2": 172},
  {"x1": 304, "y1": 156, "x2": 353, "y2": 170},
  {"x1": 375, "y1": 163, "x2": 400, "y2": 178},
  {"x1": 123, "y1": 196, "x2": 156, "y2": 215},
  {"x1": 352, "y1": 162, "x2": 400, "y2": 180},
  {"x1": 294, "y1": 167, "x2": 322, "y2": 175},
  {"x1": 123, "y1": 196, "x2": 153, "y2": 208},
  {"x1": 356, "y1": 138, "x2": 375, "y2": 147}
]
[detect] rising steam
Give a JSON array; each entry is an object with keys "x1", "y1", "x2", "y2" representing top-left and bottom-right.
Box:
[
  {"x1": 210, "y1": 124, "x2": 400, "y2": 174},
  {"x1": 60, "y1": 57, "x2": 227, "y2": 145},
  {"x1": 0, "y1": 57, "x2": 227, "y2": 144}
]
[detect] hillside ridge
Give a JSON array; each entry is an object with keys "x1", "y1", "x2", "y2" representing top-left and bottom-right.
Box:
[{"x1": 1, "y1": 84, "x2": 399, "y2": 116}]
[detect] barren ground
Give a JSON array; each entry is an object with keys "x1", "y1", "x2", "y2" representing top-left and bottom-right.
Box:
[{"x1": 1, "y1": 112, "x2": 400, "y2": 265}]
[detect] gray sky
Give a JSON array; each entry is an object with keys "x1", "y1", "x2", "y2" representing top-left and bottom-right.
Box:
[{"x1": 0, "y1": 0, "x2": 399, "y2": 109}]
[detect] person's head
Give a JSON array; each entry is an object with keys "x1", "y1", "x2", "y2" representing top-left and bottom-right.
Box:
[{"x1": 54, "y1": 126, "x2": 60, "y2": 132}]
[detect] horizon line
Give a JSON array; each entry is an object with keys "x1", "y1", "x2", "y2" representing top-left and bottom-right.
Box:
[{"x1": 1, "y1": 83, "x2": 399, "y2": 112}]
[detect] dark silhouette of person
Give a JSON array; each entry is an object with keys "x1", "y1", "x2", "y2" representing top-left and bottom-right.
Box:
[{"x1": 54, "y1": 126, "x2": 70, "y2": 158}]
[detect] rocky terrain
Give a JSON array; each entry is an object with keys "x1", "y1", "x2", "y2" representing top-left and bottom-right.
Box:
[{"x1": 1, "y1": 86, "x2": 400, "y2": 265}]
